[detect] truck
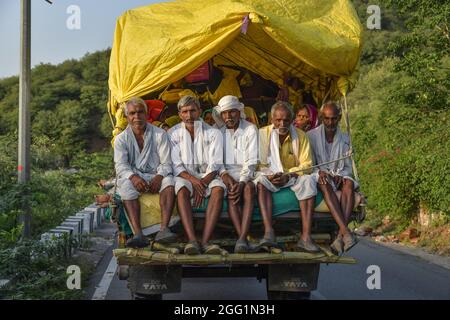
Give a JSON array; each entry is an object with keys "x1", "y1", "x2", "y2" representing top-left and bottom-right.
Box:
[{"x1": 105, "y1": 0, "x2": 365, "y2": 300}]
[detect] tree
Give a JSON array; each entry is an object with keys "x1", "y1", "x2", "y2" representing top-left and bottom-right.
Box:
[{"x1": 381, "y1": 0, "x2": 450, "y2": 110}]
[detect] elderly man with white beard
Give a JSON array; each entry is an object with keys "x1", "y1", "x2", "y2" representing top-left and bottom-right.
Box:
[
  {"x1": 255, "y1": 101, "x2": 321, "y2": 253},
  {"x1": 212, "y1": 95, "x2": 258, "y2": 253},
  {"x1": 168, "y1": 95, "x2": 226, "y2": 255}
]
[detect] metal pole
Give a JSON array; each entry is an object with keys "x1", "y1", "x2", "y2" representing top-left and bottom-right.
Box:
[{"x1": 18, "y1": 0, "x2": 31, "y2": 238}]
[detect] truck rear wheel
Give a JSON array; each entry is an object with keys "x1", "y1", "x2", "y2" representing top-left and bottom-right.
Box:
[
  {"x1": 267, "y1": 290, "x2": 311, "y2": 300},
  {"x1": 132, "y1": 292, "x2": 162, "y2": 300}
]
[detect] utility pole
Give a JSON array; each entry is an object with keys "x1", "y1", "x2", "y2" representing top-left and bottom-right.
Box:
[{"x1": 18, "y1": 0, "x2": 31, "y2": 238}]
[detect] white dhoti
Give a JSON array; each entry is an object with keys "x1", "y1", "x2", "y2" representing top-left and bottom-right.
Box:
[
  {"x1": 254, "y1": 173, "x2": 317, "y2": 201},
  {"x1": 307, "y1": 125, "x2": 359, "y2": 191},
  {"x1": 311, "y1": 171, "x2": 359, "y2": 192},
  {"x1": 225, "y1": 168, "x2": 245, "y2": 182},
  {"x1": 117, "y1": 173, "x2": 175, "y2": 201},
  {"x1": 174, "y1": 176, "x2": 226, "y2": 198}
]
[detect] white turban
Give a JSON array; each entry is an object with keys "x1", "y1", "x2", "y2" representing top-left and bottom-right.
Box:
[{"x1": 212, "y1": 95, "x2": 246, "y2": 128}]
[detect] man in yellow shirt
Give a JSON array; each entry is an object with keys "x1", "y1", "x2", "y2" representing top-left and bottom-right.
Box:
[{"x1": 255, "y1": 101, "x2": 320, "y2": 253}]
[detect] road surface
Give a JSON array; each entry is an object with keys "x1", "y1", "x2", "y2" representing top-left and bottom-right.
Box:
[{"x1": 87, "y1": 236, "x2": 450, "y2": 300}]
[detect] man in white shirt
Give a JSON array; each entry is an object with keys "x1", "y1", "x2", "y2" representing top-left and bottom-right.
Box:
[
  {"x1": 114, "y1": 97, "x2": 176, "y2": 248},
  {"x1": 213, "y1": 95, "x2": 258, "y2": 253},
  {"x1": 168, "y1": 95, "x2": 226, "y2": 255},
  {"x1": 307, "y1": 101, "x2": 358, "y2": 254}
]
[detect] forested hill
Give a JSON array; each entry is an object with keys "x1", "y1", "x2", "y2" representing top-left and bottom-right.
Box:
[{"x1": 0, "y1": 50, "x2": 112, "y2": 166}]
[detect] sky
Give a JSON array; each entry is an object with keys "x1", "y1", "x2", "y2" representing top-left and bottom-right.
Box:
[{"x1": 0, "y1": 0, "x2": 159, "y2": 79}]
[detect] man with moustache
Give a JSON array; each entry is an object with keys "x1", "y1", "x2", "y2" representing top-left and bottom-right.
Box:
[
  {"x1": 212, "y1": 95, "x2": 258, "y2": 253},
  {"x1": 307, "y1": 101, "x2": 358, "y2": 254},
  {"x1": 255, "y1": 101, "x2": 321, "y2": 253},
  {"x1": 114, "y1": 97, "x2": 176, "y2": 248},
  {"x1": 168, "y1": 95, "x2": 226, "y2": 255}
]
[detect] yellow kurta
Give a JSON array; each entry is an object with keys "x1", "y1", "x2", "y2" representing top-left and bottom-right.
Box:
[{"x1": 259, "y1": 125, "x2": 313, "y2": 176}]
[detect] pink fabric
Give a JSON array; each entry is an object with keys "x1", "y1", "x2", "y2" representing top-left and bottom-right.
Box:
[
  {"x1": 294, "y1": 104, "x2": 319, "y2": 131},
  {"x1": 241, "y1": 15, "x2": 249, "y2": 34},
  {"x1": 305, "y1": 104, "x2": 319, "y2": 130}
]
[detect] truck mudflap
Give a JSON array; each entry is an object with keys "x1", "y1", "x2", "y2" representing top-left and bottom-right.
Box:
[
  {"x1": 128, "y1": 265, "x2": 182, "y2": 295},
  {"x1": 267, "y1": 264, "x2": 319, "y2": 292}
]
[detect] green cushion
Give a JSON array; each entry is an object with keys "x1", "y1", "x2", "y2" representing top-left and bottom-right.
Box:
[
  {"x1": 193, "y1": 188, "x2": 324, "y2": 221},
  {"x1": 114, "y1": 189, "x2": 325, "y2": 236}
]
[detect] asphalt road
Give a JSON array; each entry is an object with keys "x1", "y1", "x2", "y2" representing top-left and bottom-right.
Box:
[{"x1": 89, "y1": 237, "x2": 450, "y2": 300}]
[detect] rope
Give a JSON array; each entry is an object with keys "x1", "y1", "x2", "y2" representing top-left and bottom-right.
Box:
[
  {"x1": 107, "y1": 90, "x2": 115, "y2": 128},
  {"x1": 342, "y1": 94, "x2": 359, "y2": 181}
]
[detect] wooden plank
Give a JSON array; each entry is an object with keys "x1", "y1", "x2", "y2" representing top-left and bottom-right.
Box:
[{"x1": 113, "y1": 248, "x2": 356, "y2": 266}]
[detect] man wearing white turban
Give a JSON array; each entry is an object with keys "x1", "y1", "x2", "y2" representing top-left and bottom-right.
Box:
[{"x1": 213, "y1": 95, "x2": 258, "y2": 253}]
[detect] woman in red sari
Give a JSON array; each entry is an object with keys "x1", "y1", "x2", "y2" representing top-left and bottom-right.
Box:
[{"x1": 294, "y1": 104, "x2": 319, "y2": 132}]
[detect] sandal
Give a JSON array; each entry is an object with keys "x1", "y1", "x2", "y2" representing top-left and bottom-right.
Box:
[
  {"x1": 184, "y1": 240, "x2": 201, "y2": 255},
  {"x1": 234, "y1": 240, "x2": 249, "y2": 253},
  {"x1": 202, "y1": 243, "x2": 226, "y2": 255},
  {"x1": 296, "y1": 238, "x2": 321, "y2": 253},
  {"x1": 330, "y1": 234, "x2": 344, "y2": 255},
  {"x1": 258, "y1": 230, "x2": 277, "y2": 247},
  {"x1": 343, "y1": 233, "x2": 358, "y2": 252},
  {"x1": 126, "y1": 235, "x2": 150, "y2": 248},
  {"x1": 155, "y1": 228, "x2": 177, "y2": 244}
]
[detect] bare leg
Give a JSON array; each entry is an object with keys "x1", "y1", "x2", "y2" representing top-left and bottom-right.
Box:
[
  {"x1": 123, "y1": 199, "x2": 143, "y2": 236},
  {"x1": 159, "y1": 186, "x2": 175, "y2": 230},
  {"x1": 227, "y1": 197, "x2": 242, "y2": 237},
  {"x1": 299, "y1": 197, "x2": 315, "y2": 241},
  {"x1": 318, "y1": 183, "x2": 350, "y2": 236},
  {"x1": 257, "y1": 183, "x2": 273, "y2": 237},
  {"x1": 177, "y1": 187, "x2": 197, "y2": 242},
  {"x1": 239, "y1": 182, "x2": 255, "y2": 241},
  {"x1": 201, "y1": 187, "x2": 224, "y2": 245},
  {"x1": 340, "y1": 179, "x2": 355, "y2": 225}
]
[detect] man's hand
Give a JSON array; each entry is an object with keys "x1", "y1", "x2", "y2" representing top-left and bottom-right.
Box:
[
  {"x1": 228, "y1": 182, "x2": 245, "y2": 205},
  {"x1": 268, "y1": 172, "x2": 283, "y2": 182},
  {"x1": 221, "y1": 173, "x2": 236, "y2": 190},
  {"x1": 147, "y1": 175, "x2": 163, "y2": 194},
  {"x1": 272, "y1": 173, "x2": 290, "y2": 187},
  {"x1": 201, "y1": 171, "x2": 217, "y2": 187},
  {"x1": 189, "y1": 176, "x2": 207, "y2": 197},
  {"x1": 318, "y1": 170, "x2": 330, "y2": 185},
  {"x1": 333, "y1": 175, "x2": 343, "y2": 188},
  {"x1": 129, "y1": 174, "x2": 148, "y2": 193},
  {"x1": 192, "y1": 189, "x2": 204, "y2": 208}
]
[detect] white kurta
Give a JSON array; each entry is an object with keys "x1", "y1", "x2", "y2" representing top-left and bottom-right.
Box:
[
  {"x1": 114, "y1": 123, "x2": 174, "y2": 200},
  {"x1": 219, "y1": 119, "x2": 258, "y2": 183},
  {"x1": 168, "y1": 120, "x2": 226, "y2": 196},
  {"x1": 307, "y1": 124, "x2": 358, "y2": 190}
]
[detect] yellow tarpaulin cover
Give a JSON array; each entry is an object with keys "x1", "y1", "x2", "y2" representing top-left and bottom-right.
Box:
[{"x1": 108, "y1": 0, "x2": 362, "y2": 116}]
